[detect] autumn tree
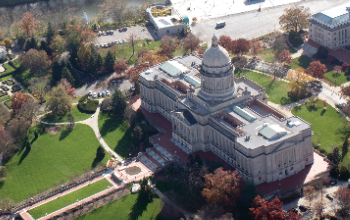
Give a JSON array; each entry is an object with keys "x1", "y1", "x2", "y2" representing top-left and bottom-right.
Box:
[
  {"x1": 333, "y1": 187, "x2": 350, "y2": 213},
  {"x1": 20, "y1": 12, "x2": 40, "y2": 36},
  {"x1": 20, "y1": 49, "x2": 52, "y2": 76},
  {"x1": 274, "y1": 34, "x2": 289, "y2": 53},
  {"x1": 1, "y1": 38, "x2": 12, "y2": 49},
  {"x1": 231, "y1": 38, "x2": 250, "y2": 57},
  {"x1": 7, "y1": 117, "x2": 30, "y2": 143},
  {"x1": 159, "y1": 35, "x2": 178, "y2": 57},
  {"x1": 58, "y1": 78, "x2": 76, "y2": 97},
  {"x1": 250, "y1": 38, "x2": 263, "y2": 57},
  {"x1": 250, "y1": 195, "x2": 301, "y2": 220},
  {"x1": 0, "y1": 198, "x2": 16, "y2": 212},
  {"x1": 10, "y1": 92, "x2": 30, "y2": 110},
  {"x1": 16, "y1": 100, "x2": 40, "y2": 124},
  {"x1": 278, "y1": 49, "x2": 292, "y2": 65},
  {"x1": 218, "y1": 35, "x2": 232, "y2": 51},
  {"x1": 28, "y1": 77, "x2": 50, "y2": 104},
  {"x1": 113, "y1": 59, "x2": 128, "y2": 75},
  {"x1": 128, "y1": 33, "x2": 139, "y2": 55},
  {"x1": 303, "y1": 185, "x2": 317, "y2": 206},
  {"x1": 46, "y1": 85, "x2": 72, "y2": 117},
  {"x1": 202, "y1": 167, "x2": 241, "y2": 212},
  {"x1": 341, "y1": 85, "x2": 350, "y2": 98},
  {"x1": 50, "y1": 35, "x2": 66, "y2": 56},
  {"x1": 333, "y1": 65, "x2": 343, "y2": 86},
  {"x1": 80, "y1": 29, "x2": 97, "y2": 44},
  {"x1": 0, "y1": 105, "x2": 10, "y2": 125},
  {"x1": 287, "y1": 68, "x2": 313, "y2": 99},
  {"x1": 126, "y1": 67, "x2": 139, "y2": 83},
  {"x1": 77, "y1": 42, "x2": 91, "y2": 72},
  {"x1": 183, "y1": 33, "x2": 200, "y2": 54},
  {"x1": 279, "y1": 5, "x2": 311, "y2": 32},
  {"x1": 305, "y1": 61, "x2": 327, "y2": 79},
  {"x1": 313, "y1": 200, "x2": 325, "y2": 219}
]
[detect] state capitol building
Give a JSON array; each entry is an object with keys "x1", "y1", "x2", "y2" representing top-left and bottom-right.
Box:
[{"x1": 139, "y1": 35, "x2": 314, "y2": 185}]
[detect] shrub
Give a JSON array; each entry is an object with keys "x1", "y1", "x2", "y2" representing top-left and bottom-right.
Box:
[
  {"x1": 319, "y1": 149, "x2": 326, "y2": 154},
  {"x1": 331, "y1": 58, "x2": 343, "y2": 66},
  {"x1": 314, "y1": 46, "x2": 328, "y2": 59},
  {"x1": 330, "y1": 166, "x2": 339, "y2": 179},
  {"x1": 78, "y1": 95, "x2": 98, "y2": 113},
  {"x1": 288, "y1": 30, "x2": 303, "y2": 47},
  {"x1": 11, "y1": 85, "x2": 21, "y2": 92},
  {"x1": 0, "y1": 86, "x2": 9, "y2": 91},
  {"x1": 338, "y1": 166, "x2": 350, "y2": 180}
]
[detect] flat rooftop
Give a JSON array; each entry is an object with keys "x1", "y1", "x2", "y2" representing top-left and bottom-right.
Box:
[
  {"x1": 312, "y1": 3, "x2": 350, "y2": 25},
  {"x1": 153, "y1": 15, "x2": 184, "y2": 28}
]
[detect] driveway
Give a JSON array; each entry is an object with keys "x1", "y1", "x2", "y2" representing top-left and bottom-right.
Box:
[{"x1": 97, "y1": 26, "x2": 156, "y2": 45}]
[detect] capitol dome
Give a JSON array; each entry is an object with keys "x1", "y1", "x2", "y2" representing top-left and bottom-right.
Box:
[{"x1": 202, "y1": 35, "x2": 231, "y2": 74}]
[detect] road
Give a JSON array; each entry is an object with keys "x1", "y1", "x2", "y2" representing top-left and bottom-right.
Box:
[{"x1": 192, "y1": 0, "x2": 350, "y2": 43}]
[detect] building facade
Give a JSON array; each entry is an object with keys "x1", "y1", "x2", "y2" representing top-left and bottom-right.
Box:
[
  {"x1": 139, "y1": 35, "x2": 314, "y2": 185},
  {"x1": 309, "y1": 4, "x2": 350, "y2": 49}
]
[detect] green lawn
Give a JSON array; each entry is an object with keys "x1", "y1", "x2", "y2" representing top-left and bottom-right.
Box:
[
  {"x1": 289, "y1": 55, "x2": 313, "y2": 70},
  {"x1": 0, "y1": 124, "x2": 110, "y2": 202},
  {"x1": 258, "y1": 48, "x2": 278, "y2": 63},
  {"x1": 41, "y1": 105, "x2": 94, "y2": 123},
  {"x1": 98, "y1": 112, "x2": 132, "y2": 158},
  {"x1": 0, "y1": 63, "x2": 16, "y2": 76},
  {"x1": 323, "y1": 70, "x2": 348, "y2": 86},
  {"x1": 235, "y1": 70, "x2": 292, "y2": 104},
  {"x1": 0, "y1": 95, "x2": 10, "y2": 102},
  {"x1": 28, "y1": 179, "x2": 112, "y2": 219},
  {"x1": 292, "y1": 101, "x2": 350, "y2": 166},
  {"x1": 75, "y1": 193, "x2": 177, "y2": 220}
]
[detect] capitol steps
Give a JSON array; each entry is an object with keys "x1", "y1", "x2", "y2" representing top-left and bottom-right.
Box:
[{"x1": 138, "y1": 146, "x2": 175, "y2": 172}]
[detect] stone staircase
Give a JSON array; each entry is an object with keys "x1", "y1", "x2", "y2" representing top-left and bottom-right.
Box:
[{"x1": 138, "y1": 146, "x2": 175, "y2": 172}]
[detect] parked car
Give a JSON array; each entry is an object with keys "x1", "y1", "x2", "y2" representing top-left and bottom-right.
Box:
[
  {"x1": 123, "y1": 27, "x2": 127, "y2": 31},
  {"x1": 109, "y1": 30, "x2": 114, "y2": 35},
  {"x1": 114, "y1": 40, "x2": 119, "y2": 45},
  {"x1": 118, "y1": 39, "x2": 122, "y2": 44},
  {"x1": 108, "y1": 42, "x2": 112, "y2": 47},
  {"x1": 119, "y1": 28, "x2": 123, "y2": 32},
  {"x1": 330, "y1": 179, "x2": 337, "y2": 186},
  {"x1": 102, "y1": 91, "x2": 105, "y2": 97},
  {"x1": 216, "y1": 21, "x2": 226, "y2": 29},
  {"x1": 88, "y1": 90, "x2": 92, "y2": 96},
  {"x1": 298, "y1": 205, "x2": 308, "y2": 212},
  {"x1": 326, "y1": 194, "x2": 333, "y2": 201},
  {"x1": 97, "y1": 92, "x2": 101, "y2": 97},
  {"x1": 130, "y1": 86, "x2": 135, "y2": 92},
  {"x1": 106, "y1": 90, "x2": 110, "y2": 96},
  {"x1": 93, "y1": 92, "x2": 97, "y2": 98},
  {"x1": 290, "y1": 208, "x2": 298, "y2": 213},
  {"x1": 102, "y1": 31, "x2": 106, "y2": 36},
  {"x1": 122, "y1": 39, "x2": 126, "y2": 43},
  {"x1": 95, "y1": 44, "x2": 100, "y2": 48},
  {"x1": 98, "y1": 31, "x2": 102, "y2": 36}
]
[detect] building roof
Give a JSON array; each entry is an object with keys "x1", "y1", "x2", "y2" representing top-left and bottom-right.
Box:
[
  {"x1": 230, "y1": 105, "x2": 256, "y2": 122},
  {"x1": 202, "y1": 35, "x2": 231, "y2": 71},
  {"x1": 259, "y1": 124, "x2": 287, "y2": 140},
  {"x1": 184, "y1": 75, "x2": 201, "y2": 87},
  {"x1": 174, "y1": 109, "x2": 197, "y2": 125},
  {"x1": 312, "y1": 3, "x2": 350, "y2": 25},
  {"x1": 160, "y1": 60, "x2": 189, "y2": 77}
]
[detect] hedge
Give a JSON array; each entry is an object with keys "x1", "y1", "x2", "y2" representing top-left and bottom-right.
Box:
[
  {"x1": 288, "y1": 30, "x2": 303, "y2": 47},
  {"x1": 78, "y1": 95, "x2": 99, "y2": 113},
  {"x1": 11, "y1": 85, "x2": 21, "y2": 92}
]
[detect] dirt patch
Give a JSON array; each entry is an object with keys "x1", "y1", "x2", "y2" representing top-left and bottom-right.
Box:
[
  {"x1": 125, "y1": 166, "x2": 142, "y2": 175},
  {"x1": 45, "y1": 126, "x2": 62, "y2": 135}
]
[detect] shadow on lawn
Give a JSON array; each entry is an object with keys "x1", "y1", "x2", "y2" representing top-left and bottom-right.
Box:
[
  {"x1": 99, "y1": 114, "x2": 124, "y2": 137},
  {"x1": 59, "y1": 128, "x2": 73, "y2": 141},
  {"x1": 128, "y1": 195, "x2": 154, "y2": 220},
  {"x1": 114, "y1": 129, "x2": 132, "y2": 159},
  {"x1": 18, "y1": 144, "x2": 31, "y2": 165}
]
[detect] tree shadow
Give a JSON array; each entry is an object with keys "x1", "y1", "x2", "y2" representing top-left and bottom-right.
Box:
[
  {"x1": 128, "y1": 194, "x2": 153, "y2": 220},
  {"x1": 306, "y1": 104, "x2": 318, "y2": 112},
  {"x1": 342, "y1": 147, "x2": 348, "y2": 160},
  {"x1": 99, "y1": 114, "x2": 124, "y2": 137},
  {"x1": 91, "y1": 151, "x2": 105, "y2": 169},
  {"x1": 320, "y1": 109, "x2": 327, "y2": 116},
  {"x1": 114, "y1": 128, "x2": 133, "y2": 158},
  {"x1": 31, "y1": 131, "x2": 39, "y2": 144},
  {"x1": 0, "y1": 181, "x2": 4, "y2": 189},
  {"x1": 293, "y1": 105, "x2": 302, "y2": 112},
  {"x1": 18, "y1": 144, "x2": 31, "y2": 165},
  {"x1": 59, "y1": 128, "x2": 73, "y2": 141}
]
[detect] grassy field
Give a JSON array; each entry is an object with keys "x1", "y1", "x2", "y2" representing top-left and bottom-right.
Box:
[
  {"x1": 235, "y1": 70, "x2": 291, "y2": 104},
  {"x1": 0, "y1": 63, "x2": 16, "y2": 76},
  {"x1": 75, "y1": 193, "x2": 180, "y2": 220},
  {"x1": 28, "y1": 178, "x2": 112, "y2": 219},
  {"x1": 0, "y1": 124, "x2": 110, "y2": 202},
  {"x1": 98, "y1": 112, "x2": 132, "y2": 158},
  {"x1": 41, "y1": 105, "x2": 94, "y2": 123},
  {"x1": 292, "y1": 101, "x2": 350, "y2": 166},
  {"x1": 0, "y1": 95, "x2": 10, "y2": 102},
  {"x1": 323, "y1": 70, "x2": 348, "y2": 87}
]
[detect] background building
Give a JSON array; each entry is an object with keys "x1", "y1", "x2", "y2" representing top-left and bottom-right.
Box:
[
  {"x1": 309, "y1": 3, "x2": 350, "y2": 49},
  {"x1": 0, "y1": 46, "x2": 6, "y2": 60},
  {"x1": 139, "y1": 35, "x2": 314, "y2": 185}
]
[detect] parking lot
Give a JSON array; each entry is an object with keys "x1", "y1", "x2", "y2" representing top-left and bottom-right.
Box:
[{"x1": 97, "y1": 26, "x2": 156, "y2": 46}]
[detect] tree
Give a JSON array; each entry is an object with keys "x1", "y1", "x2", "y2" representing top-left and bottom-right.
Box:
[
  {"x1": 80, "y1": 29, "x2": 97, "y2": 43},
  {"x1": 305, "y1": 61, "x2": 327, "y2": 79},
  {"x1": 50, "y1": 35, "x2": 66, "y2": 56},
  {"x1": 0, "y1": 28, "x2": 3, "y2": 40},
  {"x1": 29, "y1": 77, "x2": 50, "y2": 104},
  {"x1": 96, "y1": 54, "x2": 103, "y2": 72},
  {"x1": 333, "y1": 187, "x2": 350, "y2": 212},
  {"x1": 340, "y1": 85, "x2": 350, "y2": 98},
  {"x1": 0, "y1": 105, "x2": 10, "y2": 125},
  {"x1": 333, "y1": 65, "x2": 343, "y2": 86},
  {"x1": 101, "y1": 97, "x2": 112, "y2": 112},
  {"x1": 231, "y1": 38, "x2": 250, "y2": 57},
  {"x1": 183, "y1": 33, "x2": 200, "y2": 54},
  {"x1": 274, "y1": 34, "x2": 289, "y2": 53},
  {"x1": 111, "y1": 88, "x2": 128, "y2": 116},
  {"x1": 46, "y1": 85, "x2": 72, "y2": 117},
  {"x1": 303, "y1": 185, "x2": 316, "y2": 206},
  {"x1": 124, "y1": 104, "x2": 136, "y2": 125},
  {"x1": 10, "y1": 92, "x2": 31, "y2": 110},
  {"x1": 77, "y1": 42, "x2": 91, "y2": 72},
  {"x1": 40, "y1": 40, "x2": 51, "y2": 55},
  {"x1": 134, "y1": 79, "x2": 140, "y2": 95},
  {"x1": 0, "y1": 166, "x2": 7, "y2": 179},
  {"x1": 159, "y1": 35, "x2": 178, "y2": 57},
  {"x1": 287, "y1": 68, "x2": 312, "y2": 99},
  {"x1": 131, "y1": 125, "x2": 143, "y2": 147},
  {"x1": 0, "y1": 198, "x2": 16, "y2": 212},
  {"x1": 0, "y1": 125, "x2": 16, "y2": 166},
  {"x1": 250, "y1": 195, "x2": 301, "y2": 220},
  {"x1": 279, "y1": 5, "x2": 311, "y2": 32},
  {"x1": 1, "y1": 38, "x2": 12, "y2": 49},
  {"x1": 278, "y1": 49, "x2": 292, "y2": 65},
  {"x1": 113, "y1": 59, "x2": 128, "y2": 75},
  {"x1": 7, "y1": 117, "x2": 30, "y2": 142},
  {"x1": 103, "y1": 50, "x2": 115, "y2": 74},
  {"x1": 58, "y1": 78, "x2": 76, "y2": 97},
  {"x1": 218, "y1": 35, "x2": 232, "y2": 51},
  {"x1": 328, "y1": 147, "x2": 342, "y2": 164},
  {"x1": 250, "y1": 38, "x2": 263, "y2": 57},
  {"x1": 66, "y1": 113, "x2": 75, "y2": 129},
  {"x1": 20, "y1": 12, "x2": 40, "y2": 36},
  {"x1": 128, "y1": 33, "x2": 139, "y2": 55},
  {"x1": 202, "y1": 167, "x2": 241, "y2": 212},
  {"x1": 61, "y1": 67, "x2": 75, "y2": 86},
  {"x1": 126, "y1": 67, "x2": 139, "y2": 83},
  {"x1": 20, "y1": 49, "x2": 52, "y2": 76},
  {"x1": 138, "y1": 177, "x2": 154, "y2": 203},
  {"x1": 313, "y1": 200, "x2": 325, "y2": 219},
  {"x1": 17, "y1": 100, "x2": 40, "y2": 124},
  {"x1": 315, "y1": 46, "x2": 328, "y2": 59},
  {"x1": 46, "y1": 22, "x2": 56, "y2": 45}
]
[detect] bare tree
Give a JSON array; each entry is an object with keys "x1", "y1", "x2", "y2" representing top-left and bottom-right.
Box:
[
  {"x1": 17, "y1": 100, "x2": 40, "y2": 124},
  {"x1": 128, "y1": 33, "x2": 139, "y2": 55},
  {"x1": 0, "y1": 105, "x2": 10, "y2": 125},
  {"x1": 183, "y1": 33, "x2": 200, "y2": 54},
  {"x1": 7, "y1": 117, "x2": 30, "y2": 142},
  {"x1": 313, "y1": 200, "x2": 325, "y2": 219},
  {"x1": 29, "y1": 77, "x2": 50, "y2": 104},
  {"x1": 303, "y1": 185, "x2": 317, "y2": 206}
]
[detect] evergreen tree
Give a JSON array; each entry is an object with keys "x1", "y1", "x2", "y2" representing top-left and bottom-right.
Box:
[
  {"x1": 133, "y1": 79, "x2": 140, "y2": 95},
  {"x1": 51, "y1": 60, "x2": 63, "y2": 83},
  {"x1": 88, "y1": 54, "x2": 97, "y2": 74},
  {"x1": 103, "y1": 50, "x2": 115, "y2": 73},
  {"x1": 111, "y1": 88, "x2": 127, "y2": 116},
  {"x1": 138, "y1": 178, "x2": 154, "y2": 203},
  {"x1": 46, "y1": 22, "x2": 56, "y2": 45},
  {"x1": 96, "y1": 54, "x2": 103, "y2": 73},
  {"x1": 39, "y1": 40, "x2": 51, "y2": 55},
  {"x1": 24, "y1": 39, "x2": 31, "y2": 52},
  {"x1": 328, "y1": 147, "x2": 342, "y2": 164},
  {"x1": 66, "y1": 61, "x2": 81, "y2": 87},
  {"x1": 61, "y1": 67, "x2": 75, "y2": 86},
  {"x1": 342, "y1": 135, "x2": 349, "y2": 158},
  {"x1": 67, "y1": 32, "x2": 80, "y2": 66},
  {"x1": 17, "y1": 35, "x2": 26, "y2": 48},
  {"x1": 29, "y1": 37, "x2": 38, "y2": 50}
]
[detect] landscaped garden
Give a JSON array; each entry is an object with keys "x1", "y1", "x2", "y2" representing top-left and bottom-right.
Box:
[
  {"x1": 98, "y1": 112, "x2": 132, "y2": 158},
  {"x1": 41, "y1": 105, "x2": 94, "y2": 123},
  {"x1": 0, "y1": 124, "x2": 110, "y2": 202},
  {"x1": 75, "y1": 193, "x2": 182, "y2": 220},
  {"x1": 292, "y1": 100, "x2": 350, "y2": 167},
  {"x1": 28, "y1": 178, "x2": 112, "y2": 219},
  {"x1": 235, "y1": 70, "x2": 292, "y2": 104}
]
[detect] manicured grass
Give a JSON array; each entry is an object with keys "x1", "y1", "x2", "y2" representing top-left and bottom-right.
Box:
[
  {"x1": 28, "y1": 178, "x2": 112, "y2": 219},
  {"x1": 41, "y1": 105, "x2": 94, "y2": 123},
  {"x1": 0, "y1": 63, "x2": 16, "y2": 76},
  {"x1": 0, "y1": 124, "x2": 110, "y2": 202},
  {"x1": 235, "y1": 70, "x2": 291, "y2": 104},
  {"x1": 292, "y1": 101, "x2": 350, "y2": 166},
  {"x1": 75, "y1": 193, "x2": 171, "y2": 220},
  {"x1": 289, "y1": 55, "x2": 313, "y2": 70},
  {"x1": 98, "y1": 112, "x2": 132, "y2": 158},
  {"x1": 323, "y1": 71, "x2": 348, "y2": 86},
  {"x1": 258, "y1": 48, "x2": 278, "y2": 63},
  {"x1": 0, "y1": 95, "x2": 10, "y2": 102}
]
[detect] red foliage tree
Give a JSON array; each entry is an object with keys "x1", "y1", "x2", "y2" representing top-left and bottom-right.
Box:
[
  {"x1": 278, "y1": 49, "x2": 292, "y2": 65},
  {"x1": 218, "y1": 35, "x2": 232, "y2": 51},
  {"x1": 250, "y1": 196, "x2": 301, "y2": 220},
  {"x1": 20, "y1": 12, "x2": 40, "y2": 36},
  {"x1": 231, "y1": 38, "x2": 250, "y2": 57},
  {"x1": 10, "y1": 92, "x2": 30, "y2": 110},
  {"x1": 113, "y1": 59, "x2": 129, "y2": 75},
  {"x1": 126, "y1": 67, "x2": 139, "y2": 83},
  {"x1": 201, "y1": 167, "x2": 241, "y2": 212},
  {"x1": 59, "y1": 78, "x2": 76, "y2": 97},
  {"x1": 342, "y1": 62, "x2": 349, "y2": 71},
  {"x1": 305, "y1": 61, "x2": 327, "y2": 79}
]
